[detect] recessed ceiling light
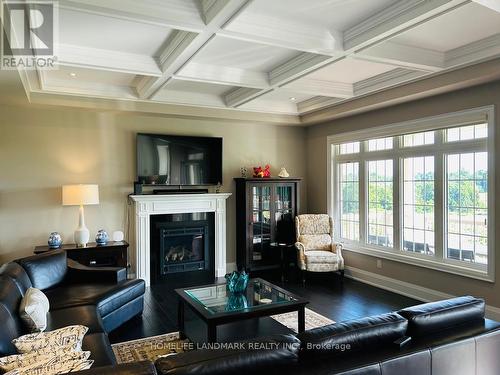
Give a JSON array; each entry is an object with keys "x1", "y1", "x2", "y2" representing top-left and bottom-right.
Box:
[
  {"x1": 69, "y1": 72, "x2": 77, "y2": 77},
  {"x1": 289, "y1": 97, "x2": 296, "y2": 102}
]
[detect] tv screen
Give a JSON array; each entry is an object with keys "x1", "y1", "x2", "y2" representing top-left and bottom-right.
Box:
[{"x1": 136, "y1": 134, "x2": 223, "y2": 186}]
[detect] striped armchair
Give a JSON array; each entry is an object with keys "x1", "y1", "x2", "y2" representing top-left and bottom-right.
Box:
[{"x1": 295, "y1": 214, "x2": 344, "y2": 284}]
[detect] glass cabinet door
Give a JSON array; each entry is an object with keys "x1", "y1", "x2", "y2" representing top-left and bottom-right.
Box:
[
  {"x1": 275, "y1": 184, "x2": 295, "y2": 244},
  {"x1": 250, "y1": 185, "x2": 272, "y2": 264}
]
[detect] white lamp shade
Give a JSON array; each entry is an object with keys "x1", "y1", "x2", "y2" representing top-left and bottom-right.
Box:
[{"x1": 62, "y1": 184, "x2": 99, "y2": 206}]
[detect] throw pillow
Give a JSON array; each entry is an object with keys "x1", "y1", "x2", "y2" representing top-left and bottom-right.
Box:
[
  {"x1": 19, "y1": 287, "x2": 50, "y2": 332},
  {"x1": 12, "y1": 325, "x2": 88, "y2": 354},
  {"x1": 0, "y1": 348, "x2": 90, "y2": 372},
  {"x1": 4, "y1": 357, "x2": 93, "y2": 375}
]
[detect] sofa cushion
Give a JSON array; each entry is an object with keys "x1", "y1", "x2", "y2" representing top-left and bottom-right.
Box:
[
  {"x1": 82, "y1": 333, "x2": 117, "y2": 367},
  {"x1": 45, "y1": 279, "x2": 145, "y2": 317},
  {"x1": 16, "y1": 250, "x2": 67, "y2": 290},
  {"x1": 155, "y1": 334, "x2": 300, "y2": 375},
  {"x1": 297, "y1": 313, "x2": 407, "y2": 358},
  {"x1": 76, "y1": 361, "x2": 157, "y2": 375},
  {"x1": 12, "y1": 325, "x2": 88, "y2": 353},
  {"x1": 0, "y1": 262, "x2": 32, "y2": 296},
  {"x1": 398, "y1": 296, "x2": 485, "y2": 337},
  {"x1": 46, "y1": 305, "x2": 105, "y2": 334}
]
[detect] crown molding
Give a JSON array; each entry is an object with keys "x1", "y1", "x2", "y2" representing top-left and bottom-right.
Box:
[
  {"x1": 224, "y1": 87, "x2": 268, "y2": 107},
  {"x1": 283, "y1": 78, "x2": 353, "y2": 99},
  {"x1": 344, "y1": 0, "x2": 469, "y2": 52},
  {"x1": 297, "y1": 96, "x2": 344, "y2": 114},
  {"x1": 445, "y1": 33, "x2": 500, "y2": 68},
  {"x1": 354, "y1": 41, "x2": 445, "y2": 72},
  {"x1": 60, "y1": 0, "x2": 204, "y2": 32},
  {"x1": 353, "y1": 68, "x2": 427, "y2": 96}
]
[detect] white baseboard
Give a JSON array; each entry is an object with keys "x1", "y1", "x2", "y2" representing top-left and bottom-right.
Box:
[{"x1": 345, "y1": 266, "x2": 500, "y2": 321}]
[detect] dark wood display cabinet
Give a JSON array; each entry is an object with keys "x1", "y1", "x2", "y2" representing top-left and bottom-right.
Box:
[{"x1": 234, "y1": 178, "x2": 301, "y2": 272}]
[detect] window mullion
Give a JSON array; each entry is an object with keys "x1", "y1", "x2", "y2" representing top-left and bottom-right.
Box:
[
  {"x1": 394, "y1": 156, "x2": 401, "y2": 251},
  {"x1": 434, "y1": 131, "x2": 445, "y2": 260},
  {"x1": 359, "y1": 143, "x2": 367, "y2": 244}
]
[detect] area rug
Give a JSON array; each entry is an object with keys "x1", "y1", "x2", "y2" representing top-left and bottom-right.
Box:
[
  {"x1": 271, "y1": 307, "x2": 335, "y2": 333},
  {"x1": 112, "y1": 308, "x2": 334, "y2": 364}
]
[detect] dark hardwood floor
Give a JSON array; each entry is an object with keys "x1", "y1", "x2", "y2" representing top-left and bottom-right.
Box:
[{"x1": 108, "y1": 273, "x2": 420, "y2": 344}]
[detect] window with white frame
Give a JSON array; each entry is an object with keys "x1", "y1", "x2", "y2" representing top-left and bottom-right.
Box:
[{"x1": 329, "y1": 107, "x2": 494, "y2": 281}]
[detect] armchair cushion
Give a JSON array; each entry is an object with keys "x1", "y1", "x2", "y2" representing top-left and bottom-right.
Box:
[
  {"x1": 298, "y1": 234, "x2": 332, "y2": 251},
  {"x1": 305, "y1": 251, "x2": 340, "y2": 265},
  {"x1": 296, "y1": 214, "x2": 330, "y2": 235}
]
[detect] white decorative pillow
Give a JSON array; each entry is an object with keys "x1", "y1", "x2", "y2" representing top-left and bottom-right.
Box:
[
  {"x1": 12, "y1": 325, "x2": 88, "y2": 354},
  {"x1": 19, "y1": 288, "x2": 50, "y2": 332},
  {"x1": 0, "y1": 349, "x2": 91, "y2": 372},
  {"x1": 4, "y1": 357, "x2": 93, "y2": 375}
]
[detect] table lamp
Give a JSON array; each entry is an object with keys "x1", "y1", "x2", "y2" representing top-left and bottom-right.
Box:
[{"x1": 62, "y1": 184, "x2": 99, "y2": 247}]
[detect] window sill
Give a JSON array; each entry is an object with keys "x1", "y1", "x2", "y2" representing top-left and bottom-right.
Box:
[{"x1": 341, "y1": 244, "x2": 494, "y2": 283}]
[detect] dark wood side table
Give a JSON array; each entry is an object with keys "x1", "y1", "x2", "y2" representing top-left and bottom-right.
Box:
[
  {"x1": 34, "y1": 241, "x2": 129, "y2": 272},
  {"x1": 270, "y1": 242, "x2": 297, "y2": 283}
]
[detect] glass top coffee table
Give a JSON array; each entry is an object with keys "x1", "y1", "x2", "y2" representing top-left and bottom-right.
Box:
[{"x1": 175, "y1": 278, "x2": 308, "y2": 343}]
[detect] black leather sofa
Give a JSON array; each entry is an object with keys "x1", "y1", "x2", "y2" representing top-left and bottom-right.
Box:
[
  {"x1": 0, "y1": 250, "x2": 150, "y2": 374},
  {"x1": 156, "y1": 296, "x2": 500, "y2": 375},
  {"x1": 2, "y1": 251, "x2": 500, "y2": 375}
]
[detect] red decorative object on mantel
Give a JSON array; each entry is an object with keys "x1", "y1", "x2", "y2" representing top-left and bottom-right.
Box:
[{"x1": 253, "y1": 164, "x2": 271, "y2": 178}]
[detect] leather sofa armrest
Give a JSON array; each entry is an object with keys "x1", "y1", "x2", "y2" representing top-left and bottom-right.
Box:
[
  {"x1": 76, "y1": 361, "x2": 157, "y2": 375},
  {"x1": 66, "y1": 259, "x2": 127, "y2": 284}
]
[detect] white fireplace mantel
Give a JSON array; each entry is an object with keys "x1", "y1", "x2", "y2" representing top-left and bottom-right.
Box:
[{"x1": 130, "y1": 193, "x2": 231, "y2": 286}]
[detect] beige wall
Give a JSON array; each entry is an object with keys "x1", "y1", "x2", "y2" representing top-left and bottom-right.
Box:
[
  {"x1": 0, "y1": 104, "x2": 307, "y2": 265},
  {"x1": 306, "y1": 81, "x2": 500, "y2": 308}
]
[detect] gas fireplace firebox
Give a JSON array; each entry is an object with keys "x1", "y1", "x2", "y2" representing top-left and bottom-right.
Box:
[{"x1": 150, "y1": 212, "x2": 215, "y2": 283}]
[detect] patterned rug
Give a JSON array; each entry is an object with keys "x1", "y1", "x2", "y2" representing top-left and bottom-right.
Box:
[{"x1": 112, "y1": 308, "x2": 334, "y2": 364}]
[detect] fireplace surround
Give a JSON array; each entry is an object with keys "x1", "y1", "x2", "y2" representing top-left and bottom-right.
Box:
[{"x1": 130, "y1": 193, "x2": 231, "y2": 286}]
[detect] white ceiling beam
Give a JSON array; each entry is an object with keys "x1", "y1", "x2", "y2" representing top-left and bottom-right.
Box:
[
  {"x1": 58, "y1": 44, "x2": 162, "y2": 76},
  {"x1": 353, "y1": 68, "x2": 427, "y2": 96},
  {"x1": 344, "y1": 0, "x2": 469, "y2": 52},
  {"x1": 216, "y1": 29, "x2": 340, "y2": 56},
  {"x1": 60, "y1": 0, "x2": 205, "y2": 32},
  {"x1": 445, "y1": 33, "x2": 500, "y2": 68},
  {"x1": 471, "y1": 0, "x2": 500, "y2": 12},
  {"x1": 224, "y1": 87, "x2": 269, "y2": 107},
  {"x1": 297, "y1": 96, "x2": 345, "y2": 114},
  {"x1": 354, "y1": 41, "x2": 445, "y2": 72},
  {"x1": 175, "y1": 62, "x2": 269, "y2": 89},
  {"x1": 282, "y1": 78, "x2": 353, "y2": 99},
  {"x1": 224, "y1": 53, "x2": 335, "y2": 108},
  {"x1": 138, "y1": 0, "x2": 253, "y2": 100}
]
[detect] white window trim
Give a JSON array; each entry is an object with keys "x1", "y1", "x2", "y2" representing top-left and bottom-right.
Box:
[{"x1": 327, "y1": 106, "x2": 495, "y2": 283}]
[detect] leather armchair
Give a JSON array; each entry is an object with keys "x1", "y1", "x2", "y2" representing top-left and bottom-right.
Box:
[{"x1": 295, "y1": 214, "x2": 344, "y2": 284}]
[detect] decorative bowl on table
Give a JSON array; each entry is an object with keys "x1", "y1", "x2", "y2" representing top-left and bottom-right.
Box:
[{"x1": 225, "y1": 270, "x2": 249, "y2": 294}]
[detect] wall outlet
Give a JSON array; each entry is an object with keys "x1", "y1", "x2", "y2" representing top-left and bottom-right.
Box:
[{"x1": 376, "y1": 259, "x2": 383, "y2": 269}]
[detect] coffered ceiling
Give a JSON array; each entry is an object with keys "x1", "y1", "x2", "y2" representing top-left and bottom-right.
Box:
[{"x1": 8, "y1": 0, "x2": 500, "y2": 121}]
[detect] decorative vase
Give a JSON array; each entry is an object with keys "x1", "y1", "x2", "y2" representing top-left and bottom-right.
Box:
[
  {"x1": 225, "y1": 270, "x2": 249, "y2": 294},
  {"x1": 278, "y1": 167, "x2": 290, "y2": 178},
  {"x1": 225, "y1": 294, "x2": 248, "y2": 312},
  {"x1": 48, "y1": 232, "x2": 62, "y2": 249},
  {"x1": 95, "y1": 229, "x2": 109, "y2": 245}
]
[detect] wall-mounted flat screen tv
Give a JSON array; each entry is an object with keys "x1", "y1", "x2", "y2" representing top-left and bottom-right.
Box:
[{"x1": 136, "y1": 133, "x2": 223, "y2": 186}]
